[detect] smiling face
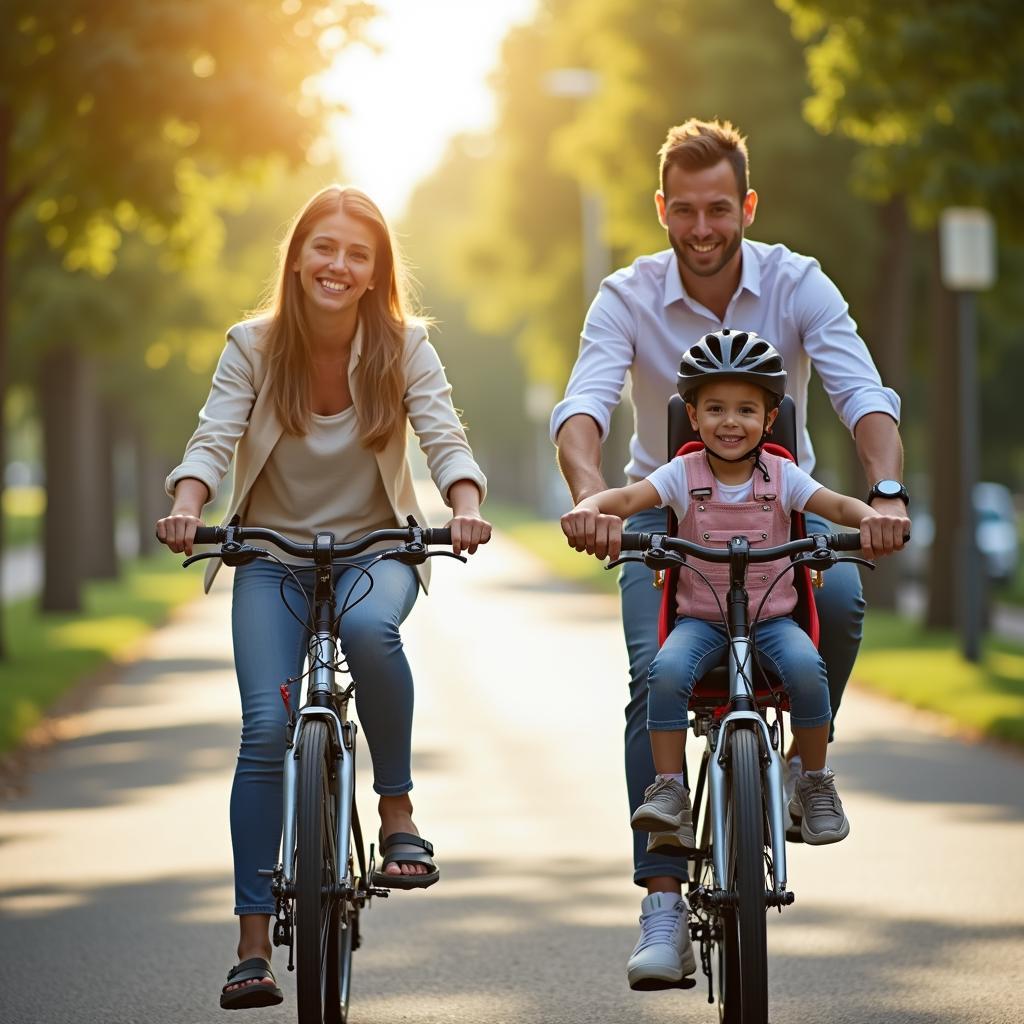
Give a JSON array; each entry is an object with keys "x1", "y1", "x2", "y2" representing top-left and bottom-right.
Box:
[
  {"x1": 292, "y1": 208, "x2": 377, "y2": 319},
  {"x1": 686, "y1": 380, "x2": 778, "y2": 459},
  {"x1": 656, "y1": 159, "x2": 757, "y2": 281}
]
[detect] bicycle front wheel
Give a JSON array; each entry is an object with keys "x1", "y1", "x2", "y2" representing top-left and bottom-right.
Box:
[
  {"x1": 718, "y1": 726, "x2": 768, "y2": 1024},
  {"x1": 295, "y1": 719, "x2": 344, "y2": 1024}
]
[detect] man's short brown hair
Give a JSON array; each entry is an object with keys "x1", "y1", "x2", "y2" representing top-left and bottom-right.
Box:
[{"x1": 658, "y1": 118, "x2": 749, "y2": 200}]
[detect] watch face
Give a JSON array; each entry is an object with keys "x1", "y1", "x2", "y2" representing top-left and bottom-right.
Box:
[{"x1": 875, "y1": 480, "x2": 903, "y2": 498}]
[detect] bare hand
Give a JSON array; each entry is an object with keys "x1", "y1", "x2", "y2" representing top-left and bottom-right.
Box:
[
  {"x1": 859, "y1": 507, "x2": 910, "y2": 560},
  {"x1": 155, "y1": 513, "x2": 203, "y2": 556},
  {"x1": 446, "y1": 512, "x2": 491, "y2": 555},
  {"x1": 560, "y1": 506, "x2": 623, "y2": 560}
]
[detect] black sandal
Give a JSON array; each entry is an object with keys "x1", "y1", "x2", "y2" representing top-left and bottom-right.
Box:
[
  {"x1": 219, "y1": 957, "x2": 284, "y2": 1010},
  {"x1": 371, "y1": 831, "x2": 440, "y2": 890}
]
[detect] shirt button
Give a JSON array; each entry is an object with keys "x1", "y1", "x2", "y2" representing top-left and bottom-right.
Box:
[
  {"x1": 762, "y1": 505, "x2": 771, "y2": 511},
  {"x1": 761, "y1": 574, "x2": 769, "y2": 581},
  {"x1": 697, "y1": 505, "x2": 705, "y2": 511},
  {"x1": 702, "y1": 532, "x2": 710, "y2": 540},
  {"x1": 761, "y1": 533, "x2": 768, "y2": 540}
]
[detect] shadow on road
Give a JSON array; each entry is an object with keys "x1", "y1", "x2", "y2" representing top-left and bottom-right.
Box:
[{"x1": 1, "y1": 857, "x2": 1020, "y2": 1024}]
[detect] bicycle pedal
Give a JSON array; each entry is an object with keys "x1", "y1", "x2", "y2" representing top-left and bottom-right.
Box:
[
  {"x1": 630, "y1": 976, "x2": 698, "y2": 991},
  {"x1": 369, "y1": 886, "x2": 391, "y2": 898}
]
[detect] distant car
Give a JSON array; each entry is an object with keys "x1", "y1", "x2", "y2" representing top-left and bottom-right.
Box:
[{"x1": 901, "y1": 482, "x2": 1020, "y2": 585}]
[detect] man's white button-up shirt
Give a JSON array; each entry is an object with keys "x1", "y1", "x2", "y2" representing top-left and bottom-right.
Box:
[{"x1": 550, "y1": 239, "x2": 901, "y2": 481}]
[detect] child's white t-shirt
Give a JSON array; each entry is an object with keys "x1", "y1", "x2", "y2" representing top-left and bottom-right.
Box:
[{"x1": 647, "y1": 455, "x2": 823, "y2": 521}]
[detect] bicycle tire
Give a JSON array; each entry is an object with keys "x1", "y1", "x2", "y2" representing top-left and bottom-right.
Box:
[
  {"x1": 295, "y1": 719, "x2": 343, "y2": 1024},
  {"x1": 323, "y1": 871, "x2": 357, "y2": 1024},
  {"x1": 718, "y1": 727, "x2": 768, "y2": 1023}
]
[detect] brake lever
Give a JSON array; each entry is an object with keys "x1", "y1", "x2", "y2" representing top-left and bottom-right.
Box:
[
  {"x1": 181, "y1": 551, "x2": 222, "y2": 568},
  {"x1": 606, "y1": 555, "x2": 644, "y2": 570},
  {"x1": 835, "y1": 555, "x2": 875, "y2": 570},
  {"x1": 182, "y1": 543, "x2": 268, "y2": 569},
  {"x1": 380, "y1": 545, "x2": 468, "y2": 566},
  {"x1": 427, "y1": 550, "x2": 469, "y2": 564}
]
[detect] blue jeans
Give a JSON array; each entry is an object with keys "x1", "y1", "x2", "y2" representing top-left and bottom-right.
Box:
[
  {"x1": 620, "y1": 507, "x2": 864, "y2": 886},
  {"x1": 229, "y1": 556, "x2": 419, "y2": 915},
  {"x1": 648, "y1": 617, "x2": 831, "y2": 731}
]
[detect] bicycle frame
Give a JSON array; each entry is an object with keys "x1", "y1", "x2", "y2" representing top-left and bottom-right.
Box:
[
  {"x1": 702, "y1": 536, "x2": 789, "y2": 903},
  {"x1": 279, "y1": 532, "x2": 363, "y2": 904}
]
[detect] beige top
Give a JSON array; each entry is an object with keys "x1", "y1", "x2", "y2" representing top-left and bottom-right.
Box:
[
  {"x1": 165, "y1": 316, "x2": 487, "y2": 593},
  {"x1": 245, "y1": 407, "x2": 396, "y2": 563}
]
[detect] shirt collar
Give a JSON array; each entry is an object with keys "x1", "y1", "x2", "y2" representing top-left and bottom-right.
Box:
[{"x1": 662, "y1": 238, "x2": 763, "y2": 308}]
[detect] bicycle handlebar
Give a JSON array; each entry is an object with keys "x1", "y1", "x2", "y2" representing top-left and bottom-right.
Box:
[
  {"x1": 619, "y1": 530, "x2": 865, "y2": 562},
  {"x1": 193, "y1": 523, "x2": 453, "y2": 558}
]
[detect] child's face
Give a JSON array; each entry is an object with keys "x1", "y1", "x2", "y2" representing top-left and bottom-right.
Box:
[{"x1": 685, "y1": 380, "x2": 778, "y2": 456}]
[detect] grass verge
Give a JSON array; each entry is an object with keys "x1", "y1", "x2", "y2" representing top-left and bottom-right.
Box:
[
  {"x1": 856, "y1": 610, "x2": 1024, "y2": 746},
  {"x1": 0, "y1": 552, "x2": 201, "y2": 755},
  {"x1": 488, "y1": 500, "x2": 1024, "y2": 747}
]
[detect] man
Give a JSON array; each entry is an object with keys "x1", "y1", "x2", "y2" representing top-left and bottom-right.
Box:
[{"x1": 550, "y1": 118, "x2": 911, "y2": 989}]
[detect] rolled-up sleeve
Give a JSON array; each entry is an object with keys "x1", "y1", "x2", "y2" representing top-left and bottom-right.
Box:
[
  {"x1": 795, "y1": 264, "x2": 901, "y2": 435},
  {"x1": 164, "y1": 324, "x2": 258, "y2": 502},
  {"x1": 404, "y1": 327, "x2": 487, "y2": 506},
  {"x1": 549, "y1": 280, "x2": 636, "y2": 444}
]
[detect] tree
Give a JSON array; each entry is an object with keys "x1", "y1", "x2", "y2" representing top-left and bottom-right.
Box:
[
  {"x1": 1, "y1": 1, "x2": 373, "y2": 629},
  {"x1": 775, "y1": 0, "x2": 1024, "y2": 626}
]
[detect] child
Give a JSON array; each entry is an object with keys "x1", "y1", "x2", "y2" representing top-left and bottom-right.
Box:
[{"x1": 561, "y1": 329, "x2": 906, "y2": 848}]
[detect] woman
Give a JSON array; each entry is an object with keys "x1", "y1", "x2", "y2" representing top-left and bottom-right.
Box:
[{"x1": 157, "y1": 185, "x2": 491, "y2": 1009}]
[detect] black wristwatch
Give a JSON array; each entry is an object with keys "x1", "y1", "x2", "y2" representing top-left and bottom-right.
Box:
[{"x1": 867, "y1": 479, "x2": 910, "y2": 508}]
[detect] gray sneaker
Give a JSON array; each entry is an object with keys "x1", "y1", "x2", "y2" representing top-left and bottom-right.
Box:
[
  {"x1": 788, "y1": 769, "x2": 850, "y2": 845},
  {"x1": 630, "y1": 777, "x2": 695, "y2": 849},
  {"x1": 626, "y1": 892, "x2": 697, "y2": 989},
  {"x1": 783, "y1": 756, "x2": 804, "y2": 843}
]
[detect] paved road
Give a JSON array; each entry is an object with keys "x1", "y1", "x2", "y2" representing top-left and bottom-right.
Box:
[{"x1": 1, "y1": 531, "x2": 1023, "y2": 1023}]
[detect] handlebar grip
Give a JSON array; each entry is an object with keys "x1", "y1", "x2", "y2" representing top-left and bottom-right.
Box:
[
  {"x1": 194, "y1": 526, "x2": 225, "y2": 545},
  {"x1": 830, "y1": 532, "x2": 864, "y2": 551},
  {"x1": 422, "y1": 527, "x2": 452, "y2": 546},
  {"x1": 620, "y1": 532, "x2": 647, "y2": 552}
]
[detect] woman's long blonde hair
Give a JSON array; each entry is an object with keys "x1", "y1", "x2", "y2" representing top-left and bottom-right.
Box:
[{"x1": 255, "y1": 185, "x2": 418, "y2": 450}]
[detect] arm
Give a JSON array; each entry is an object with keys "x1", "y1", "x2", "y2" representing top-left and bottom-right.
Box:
[
  {"x1": 853, "y1": 411, "x2": 913, "y2": 523},
  {"x1": 446, "y1": 479, "x2": 491, "y2": 556},
  {"x1": 560, "y1": 480, "x2": 661, "y2": 561},
  {"x1": 155, "y1": 478, "x2": 211, "y2": 556},
  {"x1": 402, "y1": 327, "x2": 490, "y2": 555},
  {"x1": 163, "y1": 322, "x2": 261, "y2": 504},
  {"x1": 804, "y1": 485, "x2": 908, "y2": 560},
  {"x1": 550, "y1": 281, "x2": 635, "y2": 502},
  {"x1": 554, "y1": 413, "x2": 608, "y2": 504}
]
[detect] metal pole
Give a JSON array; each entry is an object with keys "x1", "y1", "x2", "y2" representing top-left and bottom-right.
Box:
[{"x1": 957, "y1": 290, "x2": 983, "y2": 662}]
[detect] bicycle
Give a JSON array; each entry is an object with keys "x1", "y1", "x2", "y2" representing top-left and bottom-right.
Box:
[
  {"x1": 184, "y1": 517, "x2": 462, "y2": 1024},
  {"x1": 608, "y1": 527, "x2": 870, "y2": 1023}
]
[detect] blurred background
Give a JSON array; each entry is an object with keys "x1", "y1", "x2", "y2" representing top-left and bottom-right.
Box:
[{"x1": 1, "y1": 0, "x2": 1022, "y2": 738}]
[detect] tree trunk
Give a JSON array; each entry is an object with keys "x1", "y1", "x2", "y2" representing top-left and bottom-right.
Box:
[
  {"x1": 925, "y1": 229, "x2": 959, "y2": 629},
  {"x1": 79, "y1": 374, "x2": 119, "y2": 580},
  {"x1": 0, "y1": 102, "x2": 13, "y2": 658},
  {"x1": 136, "y1": 430, "x2": 168, "y2": 558},
  {"x1": 40, "y1": 345, "x2": 87, "y2": 611},
  {"x1": 862, "y1": 195, "x2": 912, "y2": 611}
]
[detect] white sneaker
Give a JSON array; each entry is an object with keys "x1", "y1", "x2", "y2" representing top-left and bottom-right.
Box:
[
  {"x1": 626, "y1": 892, "x2": 697, "y2": 989},
  {"x1": 783, "y1": 755, "x2": 803, "y2": 842}
]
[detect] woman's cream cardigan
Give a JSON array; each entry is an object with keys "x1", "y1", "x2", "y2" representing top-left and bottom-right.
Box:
[{"x1": 165, "y1": 316, "x2": 487, "y2": 593}]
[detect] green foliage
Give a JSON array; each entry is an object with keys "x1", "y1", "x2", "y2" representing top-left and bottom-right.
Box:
[
  {"x1": 2, "y1": 1, "x2": 375, "y2": 259},
  {"x1": 775, "y1": 0, "x2": 1024, "y2": 232}
]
